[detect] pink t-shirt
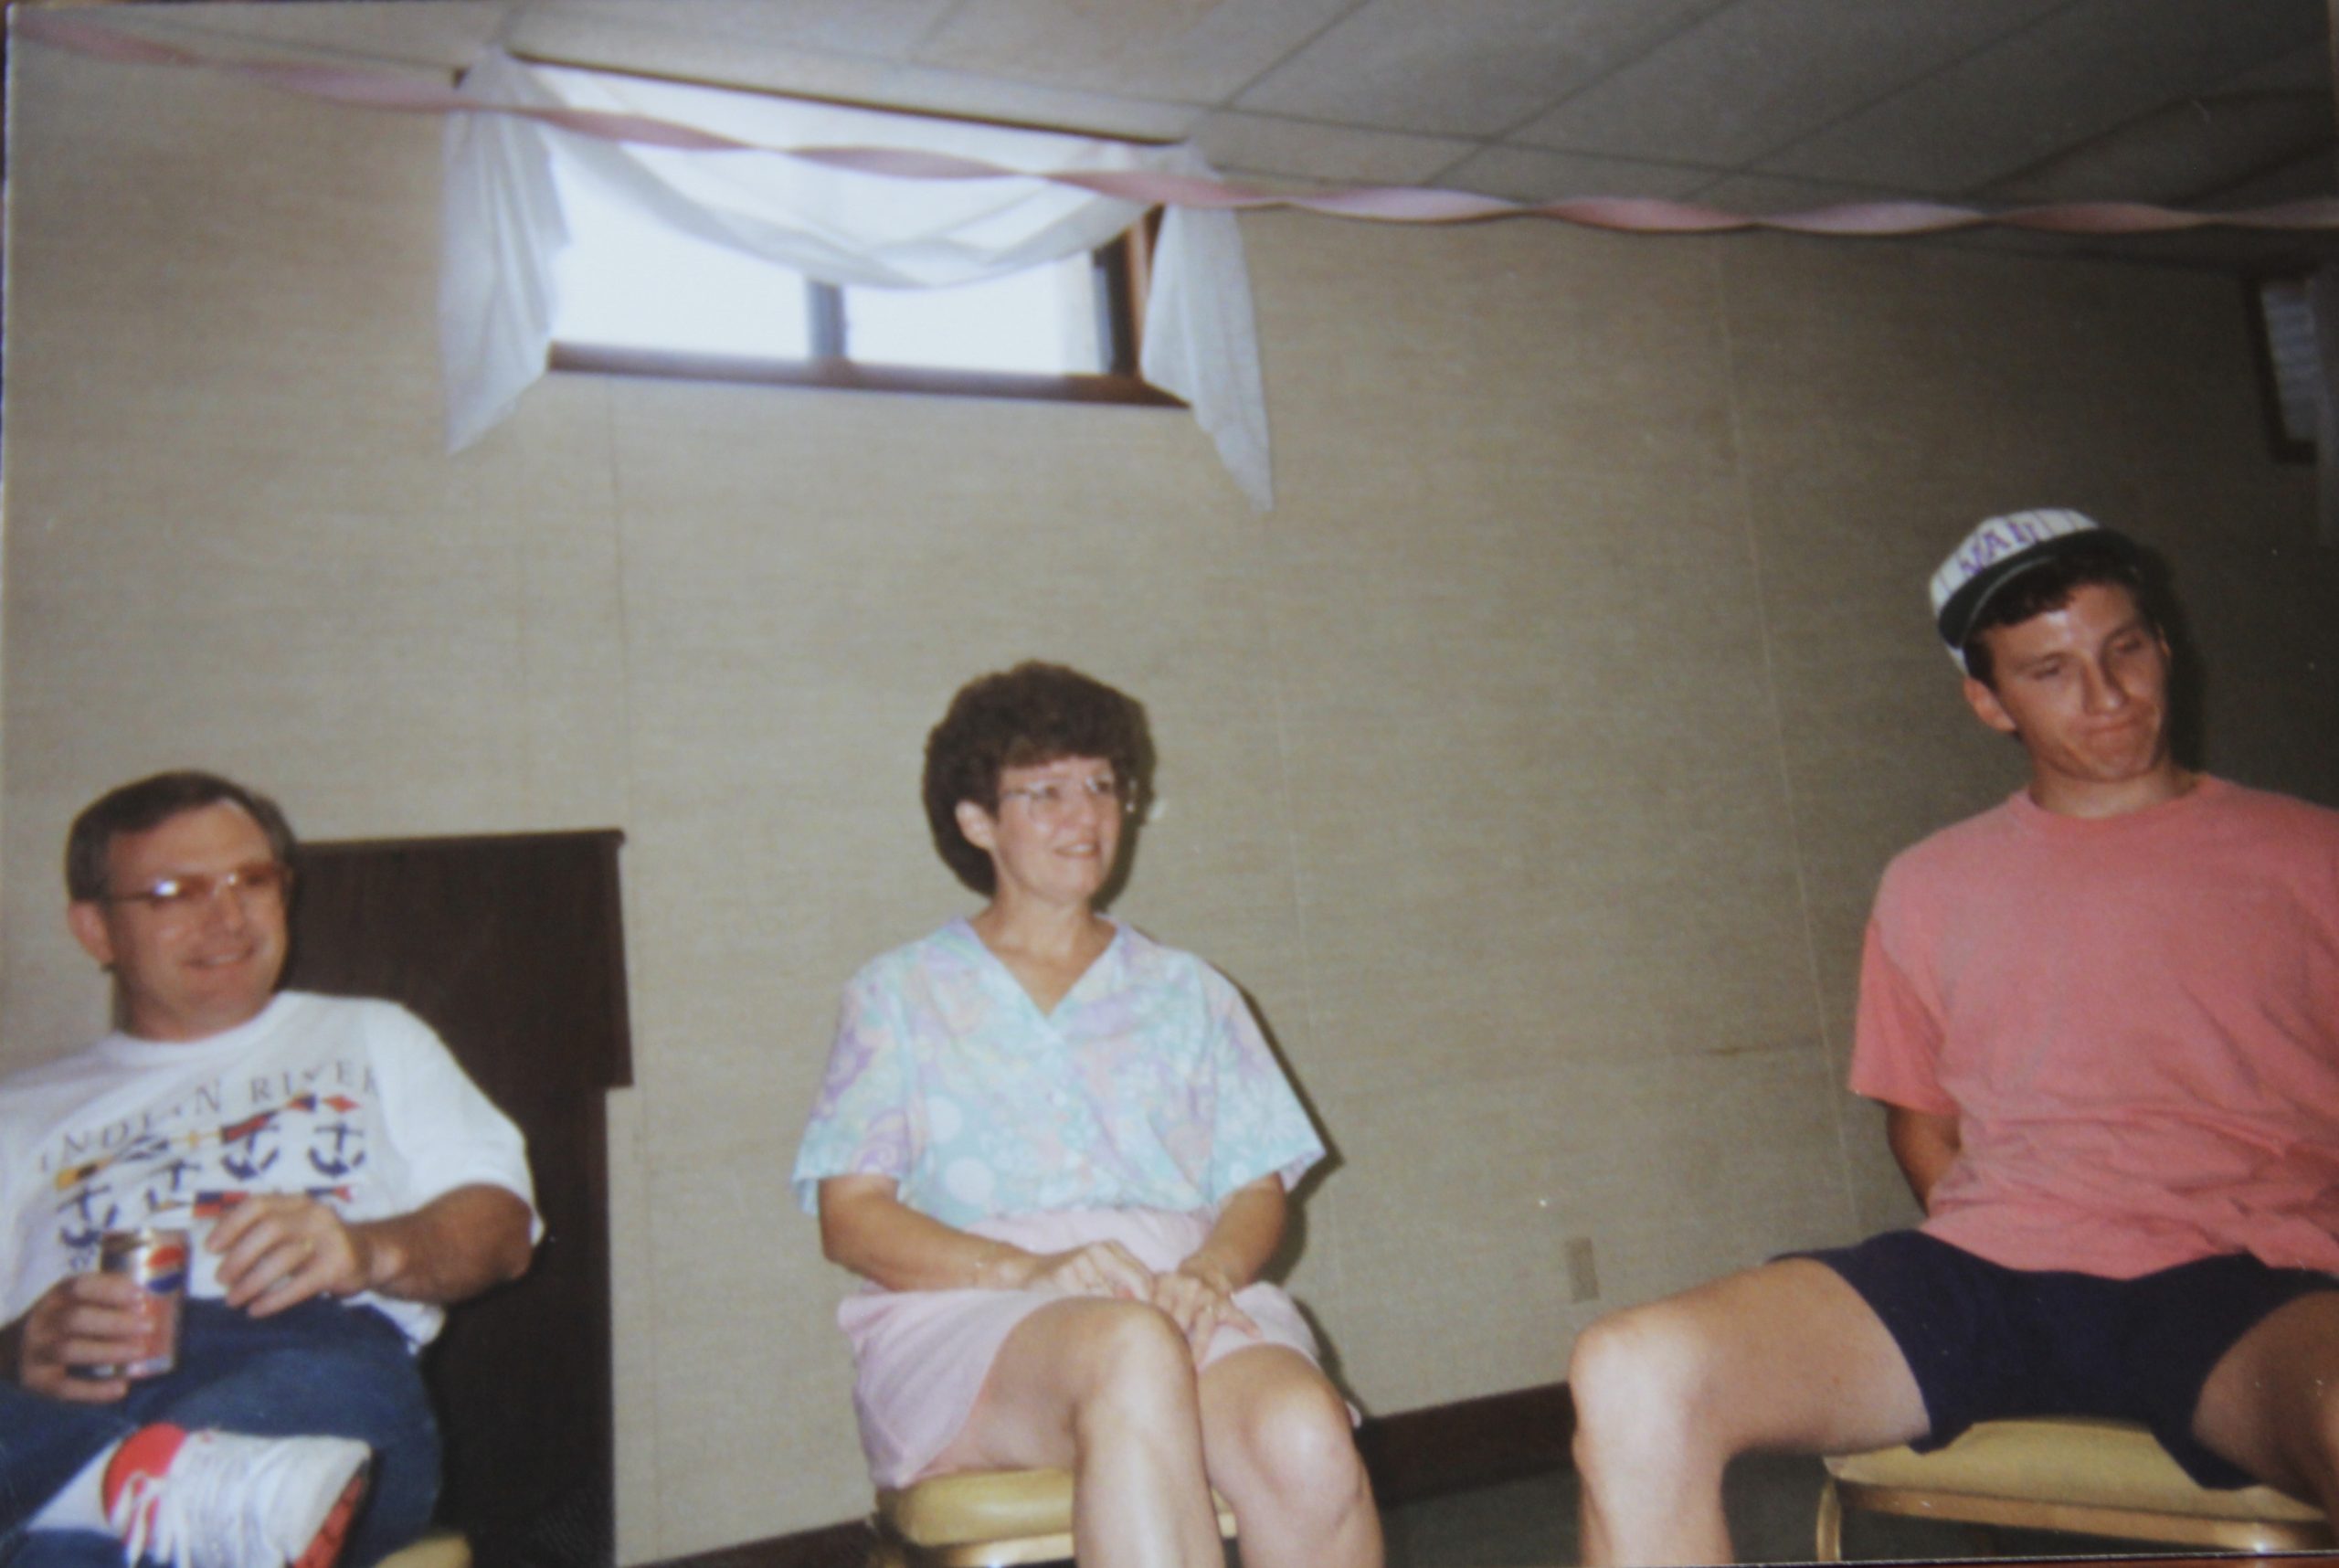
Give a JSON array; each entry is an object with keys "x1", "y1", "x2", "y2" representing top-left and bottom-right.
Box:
[{"x1": 1851, "y1": 778, "x2": 2339, "y2": 1278}]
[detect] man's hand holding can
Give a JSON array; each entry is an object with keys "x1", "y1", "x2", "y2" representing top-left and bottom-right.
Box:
[{"x1": 12, "y1": 1261, "x2": 175, "y2": 1403}]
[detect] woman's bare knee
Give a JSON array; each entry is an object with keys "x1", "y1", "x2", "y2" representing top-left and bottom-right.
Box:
[
  {"x1": 947, "y1": 1298, "x2": 1200, "y2": 1457},
  {"x1": 1053, "y1": 1298, "x2": 1201, "y2": 1421},
  {"x1": 1211, "y1": 1358, "x2": 1363, "y2": 1503}
]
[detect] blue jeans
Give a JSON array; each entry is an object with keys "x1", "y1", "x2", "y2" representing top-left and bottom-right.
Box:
[{"x1": 0, "y1": 1298, "x2": 439, "y2": 1568}]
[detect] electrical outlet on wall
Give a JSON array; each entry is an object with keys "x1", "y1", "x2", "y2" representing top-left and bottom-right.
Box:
[{"x1": 1565, "y1": 1235, "x2": 1600, "y2": 1304}]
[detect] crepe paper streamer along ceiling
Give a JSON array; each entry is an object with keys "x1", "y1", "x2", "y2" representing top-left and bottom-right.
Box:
[{"x1": 19, "y1": 7, "x2": 2339, "y2": 242}]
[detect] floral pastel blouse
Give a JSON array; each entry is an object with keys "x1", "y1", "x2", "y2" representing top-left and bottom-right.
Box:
[{"x1": 792, "y1": 919, "x2": 1323, "y2": 1226}]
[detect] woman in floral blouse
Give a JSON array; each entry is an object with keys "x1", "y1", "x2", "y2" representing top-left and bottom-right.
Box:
[{"x1": 794, "y1": 661, "x2": 1379, "y2": 1568}]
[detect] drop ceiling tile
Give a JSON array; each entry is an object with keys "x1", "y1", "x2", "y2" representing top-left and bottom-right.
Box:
[
  {"x1": 2217, "y1": 41, "x2": 2335, "y2": 95},
  {"x1": 1512, "y1": 0, "x2": 2066, "y2": 169},
  {"x1": 1447, "y1": 143, "x2": 1715, "y2": 203},
  {"x1": 531, "y1": 0, "x2": 957, "y2": 58},
  {"x1": 862, "y1": 64, "x2": 1205, "y2": 141},
  {"x1": 67, "y1": 3, "x2": 498, "y2": 75},
  {"x1": 1982, "y1": 89, "x2": 2332, "y2": 204},
  {"x1": 1758, "y1": 0, "x2": 2326, "y2": 195},
  {"x1": 1191, "y1": 111, "x2": 1476, "y2": 185},
  {"x1": 506, "y1": 8, "x2": 919, "y2": 105},
  {"x1": 1235, "y1": 0, "x2": 1734, "y2": 138},
  {"x1": 911, "y1": 0, "x2": 1357, "y2": 103},
  {"x1": 519, "y1": 9, "x2": 1200, "y2": 141}
]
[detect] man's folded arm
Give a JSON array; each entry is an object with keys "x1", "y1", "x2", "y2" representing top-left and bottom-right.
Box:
[
  {"x1": 211, "y1": 1181, "x2": 537, "y2": 1314},
  {"x1": 354, "y1": 1182, "x2": 534, "y2": 1304},
  {"x1": 1885, "y1": 1105, "x2": 1961, "y2": 1210}
]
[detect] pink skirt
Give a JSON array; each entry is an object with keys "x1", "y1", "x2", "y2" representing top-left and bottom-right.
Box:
[{"x1": 840, "y1": 1206, "x2": 1330, "y2": 1487}]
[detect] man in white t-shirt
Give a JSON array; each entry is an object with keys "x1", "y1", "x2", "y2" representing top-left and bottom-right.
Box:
[{"x1": 0, "y1": 772, "x2": 537, "y2": 1568}]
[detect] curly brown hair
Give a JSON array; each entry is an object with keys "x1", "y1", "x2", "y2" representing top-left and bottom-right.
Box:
[{"x1": 923, "y1": 662, "x2": 1151, "y2": 895}]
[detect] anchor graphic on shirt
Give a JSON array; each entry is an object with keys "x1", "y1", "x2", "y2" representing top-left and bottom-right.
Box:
[
  {"x1": 219, "y1": 1109, "x2": 281, "y2": 1181},
  {"x1": 49, "y1": 1092, "x2": 372, "y2": 1251},
  {"x1": 308, "y1": 1118, "x2": 367, "y2": 1178},
  {"x1": 217, "y1": 1097, "x2": 353, "y2": 1180},
  {"x1": 56, "y1": 1181, "x2": 121, "y2": 1251}
]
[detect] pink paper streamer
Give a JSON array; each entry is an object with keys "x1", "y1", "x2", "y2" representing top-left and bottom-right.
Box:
[{"x1": 21, "y1": 10, "x2": 2339, "y2": 238}]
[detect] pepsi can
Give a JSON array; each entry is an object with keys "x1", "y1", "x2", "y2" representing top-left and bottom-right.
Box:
[{"x1": 90, "y1": 1226, "x2": 187, "y2": 1379}]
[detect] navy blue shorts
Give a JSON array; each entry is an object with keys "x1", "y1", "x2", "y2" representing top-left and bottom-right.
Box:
[{"x1": 1798, "y1": 1230, "x2": 2338, "y2": 1488}]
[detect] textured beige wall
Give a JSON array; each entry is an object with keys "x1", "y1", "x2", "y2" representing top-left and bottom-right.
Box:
[{"x1": 7, "y1": 37, "x2": 2337, "y2": 1566}]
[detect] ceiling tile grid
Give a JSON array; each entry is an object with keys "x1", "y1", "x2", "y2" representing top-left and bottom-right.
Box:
[
  {"x1": 16, "y1": 0, "x2": 2336, "y2": 270},
  {"x1": 1232, "y1": 0, "x2": 1739, "y2": 137},
  {"x1": 1751, "y1": 0, "x2": 2328, "y2": 194},
  {"x1": 1505, "y1": 0, "x2": 2073, "y2": 172}
]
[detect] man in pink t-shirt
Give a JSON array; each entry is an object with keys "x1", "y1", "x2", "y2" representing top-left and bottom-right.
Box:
[{"x1": 1568, "y1": 511, "x2": 2339, "y2": 1566}]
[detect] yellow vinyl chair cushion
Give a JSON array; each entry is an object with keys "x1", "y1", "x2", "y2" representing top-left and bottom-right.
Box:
[
  {"x1": 880, "y1": 1469, "x2": 1084, "y2": 1549},
  {"x1": 1826, "y1": 1417, "x2": 2324, "y2": 1523},
  {"x1": 1817, "y1": 1416, "x2": 2330, "y2": 1561},
  {"x1": 376, "y1": 1530, "x2": 472, "y2": 1568},
  {"x1": 873, "y1": 1467, "x2": 1236, "y2": 1566}
]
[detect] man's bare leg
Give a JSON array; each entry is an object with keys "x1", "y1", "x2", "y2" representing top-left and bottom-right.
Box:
[
  {"x1": 1569, "y1": 1258, "x2": 1932, "y2": 1567},
  {"x1": 2190, "y1": 1290, "x2": 2339, "y2": 1516},
  {"x1": 925, "y1": 1298, "x2": 1225, "y2": 1568}
]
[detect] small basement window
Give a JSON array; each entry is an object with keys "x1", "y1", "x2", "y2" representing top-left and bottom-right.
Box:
[
  {"x1": 546, "y1": 153, "x2": 1172, "y2": 408},
  {"x1": 2252, "y1": 274, "x2": 2320, "y2": 462}
]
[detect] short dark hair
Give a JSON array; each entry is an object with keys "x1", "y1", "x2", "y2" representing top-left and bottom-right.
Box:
[
  {"x1": 922, "y1": 662, "x2": 1150, "y2": 895},
  {"x1": 65, "y1": 770, "x2": 298, "y2": 902},
  {"x1": 1961, "y1": 537, "x2": 2158, "y2": 687}
]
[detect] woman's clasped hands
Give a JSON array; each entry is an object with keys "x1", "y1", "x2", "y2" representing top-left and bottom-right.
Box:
[{"x1": 1011, "y1": 1240, "x2": 1261, "y2": 1359}]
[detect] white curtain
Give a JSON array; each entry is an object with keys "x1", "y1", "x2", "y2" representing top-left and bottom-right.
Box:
[{"x1": 439, "y1": 50, "x2": 1273, "y2": 509}]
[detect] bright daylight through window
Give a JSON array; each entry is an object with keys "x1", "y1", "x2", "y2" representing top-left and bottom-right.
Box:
[{"x1": 549, "y1": 158, "x2": 1144, "y2": 395}]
